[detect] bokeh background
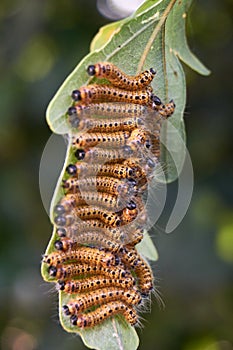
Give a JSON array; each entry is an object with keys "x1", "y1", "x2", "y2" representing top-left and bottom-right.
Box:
[{"x1": 0, "y1": 1, "x2": 232, "y2": 349}]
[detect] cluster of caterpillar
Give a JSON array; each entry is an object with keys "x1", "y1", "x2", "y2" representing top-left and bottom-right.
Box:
[{"x1": 43, "y1": 62, "x2": 175, "y2": 329}]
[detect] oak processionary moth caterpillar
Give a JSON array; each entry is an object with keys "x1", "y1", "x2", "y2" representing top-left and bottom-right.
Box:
[{"x1": 42, "y1": 62, "x2": 175, "y2": 329}]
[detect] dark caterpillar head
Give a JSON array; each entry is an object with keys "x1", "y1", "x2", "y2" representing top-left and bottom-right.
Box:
[
  {"x1": 66, "y1": 164, "x2": 77, "y2": 175},
  {"x1": 71, "y1": 90, "x2": 82, "y2": 101},
  {"x1": 74, "y1": 149, "x2": 85, "y2": 160}
]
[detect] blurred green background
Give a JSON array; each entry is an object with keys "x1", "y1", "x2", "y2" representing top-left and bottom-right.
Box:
[{"x1": 0, "y1": 1, "x2": 232, "y2": 349}]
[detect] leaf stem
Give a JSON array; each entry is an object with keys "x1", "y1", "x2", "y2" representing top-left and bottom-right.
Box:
[{"x1": 137, "y1": 0, "x2": 177, "y2": 72}]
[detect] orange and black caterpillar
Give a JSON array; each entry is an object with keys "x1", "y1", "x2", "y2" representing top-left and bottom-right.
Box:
[
  {"x1": 62, "y1": 286, "x2": 141, "y2": 314},
  {"x1": 56, "y1": 190, "x2": 134, "y2": 212},
  {"x1": 48, "y1": 262, "x2": 130, "y2": 280},
  {"x1": 65, "y1": 162, "x2": 136, "y2": 180},
  {"x1": 56, "y1": 220, "x2": 144, "y2": 246},
  {"x1": 87, "y1": 62, "x2": 156, "y2": 91},
  {"x1": 57, "y1": 275, "x2": 135, "y2": 293},
  {"x1": 62, "y1": 176, "x2": 137, "y2": 197},
  {"x1": 70, "y1": 300, "x2": 138, "y2": 328},
  {"x1": 72, "y1": 85, "x2": 153, "y2": 105},
  {"x1": 68, "y1": 102, "x2": 151, "y2": 118},
  {"x1": 119, "y1": 247, "x2": 154, "y2": 295},
  {"x1": 68, "y1": 110, "x2": 145, "y2": 133},
  {"x1": 54, "y1": 200, "x2": 140, "y2": 228},
  {"x1": 54, "y1": 233, "x2": 123, "y2": 253},
  {"x1": 43, "y1": 246, "x2": 116, "y2": 268},
  {"x1": 73, "y1": 145, "x2": 135, "y2": 164}
]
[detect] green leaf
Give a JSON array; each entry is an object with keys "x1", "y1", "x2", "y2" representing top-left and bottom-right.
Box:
[
  {"x1": 60, "y1": 290, "x2": 139, "y2": 350},
  {"x1": 136, "y1": 231, "x2": 158, "y2": 261},
  {"x1": 42, "y1": 0, "x2": 210, "y2": 349}
]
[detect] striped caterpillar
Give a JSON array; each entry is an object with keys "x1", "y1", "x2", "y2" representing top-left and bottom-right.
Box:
[
  {"x1": 72, "y1": 85, "x2": 153, "y2": 105},
  {"x1": 87, "y1": 62, "x2": 156, "y2": 91},
  {"x1": 62, "y1": 286, "x2": 141, "y2": 314},
  {"x1": 70, "y1": 301, "x2": 138, "y2": 328}
]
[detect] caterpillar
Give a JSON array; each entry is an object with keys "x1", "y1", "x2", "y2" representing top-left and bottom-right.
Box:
[
  {"x1": 54, "y1": 206, "x2": 122, "y2": 227},
  {"x1": 69, "y1": 113, "x2": 145, "y2": 133},
  {"x1": 87, "y1": 62, "x2": 156, "y2": 91},
  {"x1": 43, "y1": 246, "x2": 116, "y2": 268},
  {"x1": 54, "y1": 233, "x2": 123, "y2": 253},
  {"x1": 57, "y1": 275, "x2": 135, "y2": 293},
  {"x1": 70, "y1": 300, "x2": 138, "y2": 328},
  {"x1": 74, "y1": 146, "x2": 136, "y2": 164},
  {"x1": 48, "y1": 262, "x2": 130, "y2": 280},
  {"x1": 67, "y1": 102, "x2": 151, "y2": 118},
  {"x1": 126, "y1": 128, "x2": 152, "y2": 151},
  {"x1": 55, "y1": 191, "x2": 128, "y2": 213},
  {"x1": 119, "y1": 247, "x2": 154, "y2": 295},
  {"x1": 62, "y1": 176, "x2": 137, "y2": 197},
  {"x1": 65, "y1": 162, "x2": 136, "y2": 180},
  {"x1": 57, "y1": 220, "x2": 144, "y2": 246},
  {"x1": 62, "y1": 286, "x2": 141, "y2": 314},
  {"x1": 72, "y1": 130, "x2": 130, "y2": 149},
  {"x1": 154, "y1": 99, "x2": 176, "y2": 117},
  {"x1": 72, "y1": 85, "x2": 153, "y2": 105}
]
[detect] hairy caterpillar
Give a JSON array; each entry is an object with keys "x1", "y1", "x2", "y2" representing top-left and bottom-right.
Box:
[
  {"x1": 57, "y1": 275, "x2": 135, "y2": 293},
  {"x1": 56, "y1": 220, "x2": 144, "y2": 246},
  {"x1": 72, "y1": 85, "x2": 153, "y2": 105},
  {"x1": 62, "y1": 286, "x2": 141, "y2": 314},
  {"x1": 68, "y1": 102, "x2": 150, "y2": 118},
  {"x1": 119, "y1": 247, "x2": 154, "y2": 295},
  {"x1": 43, "y1": 246, "x2": 116, "y2": 268},
  {"x1": 48, "y1": 262, "x2": 130, "y2": 280},
  {"x1": 72, "y1": 130, "x2": 130, "y2": 149},
  {"x1": 65, "y1": 162, "x2": 136, "y2": 180},
  {"x1": 62, "y1": 176, "x2": 137, "y2": 197},
  {"x1": 87, "y1": 62, "x2": 156, "y2": 91},
  {"x1": 70, "y1": 300, "x2": 138, "y2": 328}
]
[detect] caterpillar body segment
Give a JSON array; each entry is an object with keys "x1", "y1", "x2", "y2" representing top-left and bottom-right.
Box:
[{"x1": 87, "y1": 62, "x2": 156, "y2": 91}]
